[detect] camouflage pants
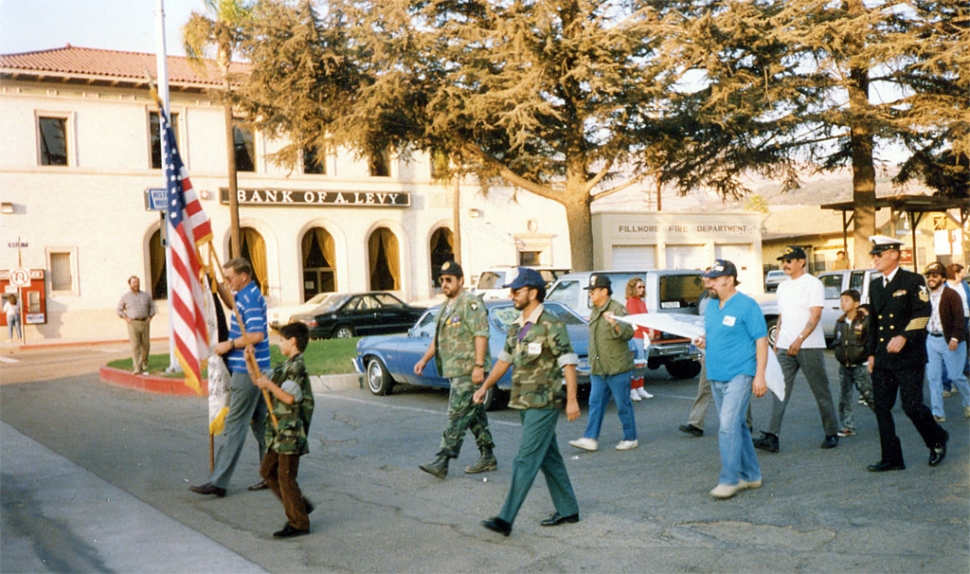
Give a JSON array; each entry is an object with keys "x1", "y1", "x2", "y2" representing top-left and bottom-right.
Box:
[{"x1": 439, "y1": 376, "x2": 495, "y2": 457}]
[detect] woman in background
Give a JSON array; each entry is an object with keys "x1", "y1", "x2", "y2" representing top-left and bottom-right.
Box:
[{"x1": 625, "y1": 278, "x2": 653, "y2": 401}]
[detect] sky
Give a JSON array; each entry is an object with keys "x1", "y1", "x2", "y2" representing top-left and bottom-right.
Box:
[{"x1": 0, "y1": 0, "x2": 201, "y2": 56}]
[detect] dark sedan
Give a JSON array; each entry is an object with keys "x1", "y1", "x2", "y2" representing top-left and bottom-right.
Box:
[
  {"x1": 353, "y1": 300, "x2": 593, "y2": 410},
  {"x1": 290, "y1": 292, "x2": 425, "y2": 339}
]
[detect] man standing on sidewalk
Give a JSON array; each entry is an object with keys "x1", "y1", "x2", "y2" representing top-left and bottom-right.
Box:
[
  {"x1": 117, "y1": 276, "x2": 155, "y2": 374},
  {"x1": 865, "y1": 237, "x2": 948, "y2": 471},
  {"x1": 190, "y1": 258, "x2": 269, "y2": 496},
  {"x1": 753, "y1": 246, "x2": 840, "y2": 453},
  {"x1": 414, "y1": 261, "x2": 497, "y2": 479}
]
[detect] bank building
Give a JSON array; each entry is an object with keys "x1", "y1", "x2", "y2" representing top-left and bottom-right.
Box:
[{"x1": 0, "y1": 45, "x2": 763, "y2": 343}]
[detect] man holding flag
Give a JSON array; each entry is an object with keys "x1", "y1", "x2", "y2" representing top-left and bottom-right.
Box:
[{"x1": 190, "y1": 257, "x2": 270, "y2": 497}]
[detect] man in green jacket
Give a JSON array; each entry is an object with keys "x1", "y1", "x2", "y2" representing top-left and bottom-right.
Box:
[{"x1": 570, "y1": 274, "x2": 638, "y2": 452}]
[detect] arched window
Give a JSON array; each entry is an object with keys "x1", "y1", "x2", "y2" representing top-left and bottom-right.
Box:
[
  {"x1": 149, "y1": 229, "x2": 167, "y2": 299},
  {"x1": 301, "y1": 228, "x2": 337, "y2": 300},
  {"x1": 429, "y1": 228, "x2": 454, "y2": 288},
  {"x1": 240, "y1": 227, "x2": 268, "y2": 294},
  {"x1": 367, "y1": 227, "x2": 399, "y2": 291}
]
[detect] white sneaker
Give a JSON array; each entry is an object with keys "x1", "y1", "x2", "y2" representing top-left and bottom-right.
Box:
[
  {"x1": 710, "y1": 483, "x2": 741, "y2": 499},
  {"x1": 569, "y1": 438, "x2": 598, "y2": 451},
  {"x1": 630, "y1": 389, "x2": 642, "y2": 402},
  {"x1": 637, "y1": 387, "x2": 653, "y2": 399},
  {"x1": 738, "y1": 478, "x2": 762, "y2": 490},
  {"x1": 615, "y1": 440, "x2": 638, "y2": 451}
]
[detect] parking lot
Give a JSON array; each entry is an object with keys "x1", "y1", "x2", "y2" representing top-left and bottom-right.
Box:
[{"x1": 1, "y1": 345, "x2": 968, "y2": 572}]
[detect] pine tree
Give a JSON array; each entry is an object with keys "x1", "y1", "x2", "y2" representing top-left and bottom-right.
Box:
[{"x1": 237, "y1": 0, "x2": 679, "y2": 271}]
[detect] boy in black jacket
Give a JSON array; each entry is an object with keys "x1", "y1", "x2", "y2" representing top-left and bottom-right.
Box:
[{"x1": 833, "y1": 289, "x2": 874, "y2": 437}]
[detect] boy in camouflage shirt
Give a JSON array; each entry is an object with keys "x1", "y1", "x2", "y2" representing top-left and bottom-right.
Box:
[{"x1": 247, "y1": 322, "x2": 315, "y2": 538}]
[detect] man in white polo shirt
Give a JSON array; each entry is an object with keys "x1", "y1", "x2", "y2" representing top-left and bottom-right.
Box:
[{"x1": 753, "y1": 246, "x2": 840, "y2": 453}]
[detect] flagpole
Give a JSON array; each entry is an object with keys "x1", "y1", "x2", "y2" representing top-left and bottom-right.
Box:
[{"x1": 155, "y1": 0, "x2": 178, "y2": 373}]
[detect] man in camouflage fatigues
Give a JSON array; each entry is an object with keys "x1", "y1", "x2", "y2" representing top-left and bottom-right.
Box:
[
  {"x1": 415, "y1": 261, "x2": 496, "y2": 478},
  {"x1": 474, "y1": 268, "x2": 581, "y2": 537},
  {"x1": 251, "y1": 322, "x2": 316, "y2": 538}
]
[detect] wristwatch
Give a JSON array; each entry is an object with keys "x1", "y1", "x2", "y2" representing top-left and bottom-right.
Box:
[{"x1": 474, "y1": 363, "x2": 484, "y2": 368}]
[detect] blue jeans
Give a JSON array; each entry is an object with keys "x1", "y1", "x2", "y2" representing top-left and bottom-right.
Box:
[
  {"x1": 926, "y1": 336, "x2": 970, "y2": 417},
  {"x1": 710, "y1": 374, "x2": 761, "y2": 486},
  {"x1": 838, "y1": 364, "x2": 874, "y2": 431},
  {"x1": 583, "y1": 371, "x2": 636, "y2": 442}
]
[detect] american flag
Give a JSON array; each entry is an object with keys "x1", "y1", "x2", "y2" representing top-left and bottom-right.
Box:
[{"x1": 162, "y1": 108, "x2": 212, "y2": 395}]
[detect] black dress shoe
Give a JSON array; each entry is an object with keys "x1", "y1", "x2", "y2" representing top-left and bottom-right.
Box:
[
  {"x1": 929, "y1": 431, "x2": 949, "y2": 467},
  {"x1": 248, "y1": 479, "x2": 270, "y2": 491},
  {"x1": 678, "y1": 424, "x2": 703, "y2": 437},
  {"x1": 189, "y1": 483, "x2": 226, "y2": 497},
  {"x1": 867, "y1": 460, "x2": 906, "y2": 472},
  {"x1": 540, "y1": 512, "x2": 580, "y2": 526},
  {"x1": 752, "y1": 432, "x2": 779, "y2": 453},
  {"x1": 273, "y1": 524, "x2": 310, "y2": 538},
  {"x1": 304, "y1": 498, "x2": 315, "y2": 515},
  {"x1": 820, "y1": 435, "x2": 839, "y2": 449},
  {"x1": 481, "y1": 517, "x2": 512, "y2": 537}
]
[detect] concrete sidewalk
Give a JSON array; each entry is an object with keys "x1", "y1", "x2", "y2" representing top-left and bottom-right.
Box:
[{"x1": 0, "y1": 422, "x2": 265, "y2": 573}]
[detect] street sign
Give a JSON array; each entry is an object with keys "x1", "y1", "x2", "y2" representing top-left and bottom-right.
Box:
[
  {"x1": 145, "y1": 187, "x2": 168, "y2": 211},
  {"x1": 10, "y1": 267, "x2": 31, "y2": 288}
]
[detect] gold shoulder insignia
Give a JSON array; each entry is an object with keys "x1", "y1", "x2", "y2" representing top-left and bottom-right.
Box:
[{"x1": 918, "y1": 285, "x2": 929, "y2": 302}]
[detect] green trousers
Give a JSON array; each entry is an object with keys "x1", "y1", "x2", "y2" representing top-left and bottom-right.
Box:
[{"x1": 498, "y1": 408, "x2": 579, "y2": 525}]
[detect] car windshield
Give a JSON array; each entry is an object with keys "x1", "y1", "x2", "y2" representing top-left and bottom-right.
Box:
[
  {"x1": 488, "y1": 302, "x2": 585, "y2": 333},
  {"x1": 316, "y1": 294, "x2": 352, "y2": 312},
  {"x1": 476, "y1": 271, "x2": 506, "y2": 290},
  {"x1": 546, "y1": 280, "x2": 580, "y2": 305},
  {"x1": 306, "y1": 292, "x2": 332, "y2": 305}
]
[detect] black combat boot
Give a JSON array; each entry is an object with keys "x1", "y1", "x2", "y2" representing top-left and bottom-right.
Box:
[
  {"x1": 465, "y1": 446, "x2": 497, "y2": 474},
  {"x1": 419, "y1": 452, "x2": 450, "y2": 479}
]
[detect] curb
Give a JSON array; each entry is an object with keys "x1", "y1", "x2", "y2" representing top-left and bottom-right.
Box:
[{"x1": 98, "y1": 366, "x2": 361, "y2": 396}]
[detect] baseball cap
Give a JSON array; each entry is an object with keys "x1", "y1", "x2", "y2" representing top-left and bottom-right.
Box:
[
  {"x1": 438, "y1": 261, "x2": 463, "y2": 278},
  {"x1": 777, "y1": 246, "x2": 807, "y2": 261},
  {"x1": 703, "y1": 259, "x2": 738, "y2": 279},
  {"x1": 583, "y1": 274, "x2": 612, "y2": 290},
  {"x1": 503, "y1": 268, "x2": 545, "y2": 290},
  {"x1": 924, "y1": 261, "x2": 946, "y2": 276}
]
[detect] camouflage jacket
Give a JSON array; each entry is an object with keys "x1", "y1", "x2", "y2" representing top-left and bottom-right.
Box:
[
  {"x1": 588, "y1": 298, "x2": 635, "y2": 376},
  {"x1": 499, "y1": 303, "x2": 579, "y2": 410},
  {"x1": 434, "y1": 290, "x2": 491, "y2": 378},
  {"x1": 264, "y1": 353, "x2": 315, "y2": 456}
]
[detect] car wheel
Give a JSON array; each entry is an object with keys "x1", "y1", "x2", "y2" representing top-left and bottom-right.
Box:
[
  {"x1": 366, "y1": 357, "x2": 394, "y2": 396},
  {"x1": 666, "y1": 359, "x2": 702, "y2": 380},
  {"x1": 334, "y1": 325, "x2": 355, "y2": 339},
  {"x1": 766, "y1": 317, "x2": 778, "y2": 347}
]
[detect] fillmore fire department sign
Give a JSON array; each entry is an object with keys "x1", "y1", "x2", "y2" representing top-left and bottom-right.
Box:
[{"x1": 219, "y1": 188, "x2": 411, "y2": 207}]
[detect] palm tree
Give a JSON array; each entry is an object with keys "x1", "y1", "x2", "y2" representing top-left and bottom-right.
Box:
[{"x1": 182, "y1": 0, "x2": 252, "y2": 258}]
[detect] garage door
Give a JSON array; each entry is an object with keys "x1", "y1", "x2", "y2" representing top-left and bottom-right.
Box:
[
  {"x1": 715, "y1": 244, "x2": 757, "y2": 292},
  {"x1": 612, "y1": 245, "x2": 656, "y2": 270},
  {"x1": 665, "y1": 245, "x2": 706, "y2": 270}
]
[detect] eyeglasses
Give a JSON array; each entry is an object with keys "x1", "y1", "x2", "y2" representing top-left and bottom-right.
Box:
[
  {"x1": 636, "y1": 285, "x2": 645, "y2": 290},
  {"x1": 439, "y1": 276, "x2": 457, "y2": 285}
]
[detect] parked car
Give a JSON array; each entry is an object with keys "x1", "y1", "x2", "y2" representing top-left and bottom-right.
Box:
[
  {"x1": 354, "y1": 300, "x2": 594, "y2": 410},
  {"x1": 290, "y1": 292, "x2": 426, "y2": 339},
  {"x1": 764, "y1": 270, "x2": 790, "y2": 292},
  {"x1": 471, "y1": 266, "x2": 571, "y2": 301},
  {"x1": 546, "y1": 269, "x2": 705, "y2": 379},
  {"x1": 268, "y1": 292, "x2": 340, "y2": 331},
  {"x1": 758, "y1": 268, "x2": 879, "y2": 346}
]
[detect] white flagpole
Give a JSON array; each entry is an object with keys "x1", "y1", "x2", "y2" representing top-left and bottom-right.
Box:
[{"x1": 155, "y1": 0, "x2": 179, "y2": 372}]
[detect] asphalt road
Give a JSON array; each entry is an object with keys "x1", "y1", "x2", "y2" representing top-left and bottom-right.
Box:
[{"x1": 1, "y1": 345, "x2": 968, "y2": 572}]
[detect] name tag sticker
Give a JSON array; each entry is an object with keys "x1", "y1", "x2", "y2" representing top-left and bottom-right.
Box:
[
  {"x1": 528, "y1": 342, "x2": 542, "y2": 356},
  {"x1": 723, "y1": 315, "x2": 737, "y2": 327},
  {"x1": 893, "y1": 290, "x2": 907, "y2": 297}
]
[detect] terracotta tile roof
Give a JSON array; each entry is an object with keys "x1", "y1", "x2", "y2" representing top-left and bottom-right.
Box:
[{"x1": 0, "y1": 44, "x2": 250, "y2": 88}]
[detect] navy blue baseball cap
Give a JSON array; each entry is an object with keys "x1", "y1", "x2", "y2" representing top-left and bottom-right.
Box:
[
  {"x1": 504, "y1": 268, "x2": 545, "y2": 290},
  {"x1": 703, "y1": 259, "x2": 738, "y2": 279}
]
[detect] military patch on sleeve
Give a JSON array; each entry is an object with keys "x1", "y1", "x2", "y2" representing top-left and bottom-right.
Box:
[{"x1": 918, "y1": 285, "x2": 929, "y2": 302}]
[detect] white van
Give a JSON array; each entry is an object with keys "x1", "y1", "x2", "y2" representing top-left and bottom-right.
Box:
[{"x1": 471, "y1": 266, "x2": 571, "y2": 300}]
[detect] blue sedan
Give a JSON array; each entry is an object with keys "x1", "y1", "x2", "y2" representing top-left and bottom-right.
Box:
[{"x1": 354, "y1": 300, "x2": 592, "y2": 410}]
